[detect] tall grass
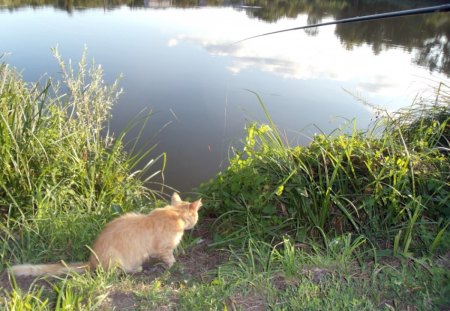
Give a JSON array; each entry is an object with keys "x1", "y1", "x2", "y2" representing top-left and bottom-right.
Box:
[
  {"x1": 0, "y1": 50, "x2": 164, "y2": 266},
  {"x1": 200, "y1": 84, "x2": 450, "y2": 254}
]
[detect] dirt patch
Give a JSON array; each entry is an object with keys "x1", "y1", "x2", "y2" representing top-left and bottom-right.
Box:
[
  {"x1": 177, "y1": 241, "x2": 226, "y2": 281},
  {"x1": 100, "y1": 290, "x2": 138, "y2": 311},
  {"x1": 0, "y1": 269, "x2": 55, "y2": 294},
  {"x1": 227, "y1": 290, "x2": 267, "y2": 311},
  {"x1": 174, "y1": 217, "x2": 227, "y2": 281}
]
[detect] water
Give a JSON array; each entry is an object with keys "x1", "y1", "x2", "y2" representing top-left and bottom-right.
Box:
[{"x1": 1, "y1": 0, "x2": 449, "y2": 192}]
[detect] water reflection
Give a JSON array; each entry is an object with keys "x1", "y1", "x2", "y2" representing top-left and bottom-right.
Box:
[
  {"x1": 167, "y1": 11, "x2": 447, "y2": 106},
  {"x1": 2, "y1": 0, "x2": 449, "y2": 75},
  {"x1": 333, "y1": 7, "x2": 450, "y2": 74},
  {"x1": 1, "y1": 1, "x2": 448, "y2": 192},
  {"x1": 243, "y1": 0, "x2": 450, "y2": 75}
]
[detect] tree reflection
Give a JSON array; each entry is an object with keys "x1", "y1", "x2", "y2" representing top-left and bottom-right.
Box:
[
  {"x1": 1, "y1": 0, "x2": 448, "y2": 74},
  {"x1": 331, "y1": 2, "x2": 450, "y2": 75},
  {"x1": 242, "y1": 0, "x2": 449, "y2": 75},
  {"x1": 244, "y1": 0, "x2": 348, "y2": 23}
]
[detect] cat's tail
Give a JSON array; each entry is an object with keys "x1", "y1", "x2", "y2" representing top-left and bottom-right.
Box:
[{"x1": 9, "y1": 261, "x2": 89, "y2": 277}]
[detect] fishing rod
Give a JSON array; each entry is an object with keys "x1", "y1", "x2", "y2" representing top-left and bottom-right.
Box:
[{"x1": 236, "y1": 4, "x2": 450, "y2": 44}]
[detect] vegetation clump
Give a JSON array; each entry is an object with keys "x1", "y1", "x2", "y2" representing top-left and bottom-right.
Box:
[
  {"x1": 0, "y1": 51, "x2": 163, "y2": 265},
  {"x1": 200, "y1": 88, "x2": 450, "y2": 255},
  {"x1": 195, "y1": 88, "x2": 449, "y2": 309}
]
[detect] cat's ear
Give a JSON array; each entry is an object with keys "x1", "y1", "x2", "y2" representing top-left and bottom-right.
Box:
[
  {"x1": 189, "y1": 199, "x2": 202, "y2": 212},
  {"x1": 171, "y1": 192, "x2": 182, "y2": 205}
]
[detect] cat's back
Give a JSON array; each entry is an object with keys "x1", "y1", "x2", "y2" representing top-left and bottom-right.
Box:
[
  {"x1": 104, "y1": 212, "x2": 145, "y2": 230},
  {"x1": 93, "y1": 213, "x2": 146, "y2": 246},
  {"x1": 96, "y1": 208, "x2": 179, "y2": 238}
]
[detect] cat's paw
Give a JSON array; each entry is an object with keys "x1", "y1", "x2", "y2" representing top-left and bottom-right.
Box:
[
  {"x1": 125, "y1": 266, "x2": 143, "y2": 274},
  {"x1": 162, "y1": 256, "x2": 175, "y2": 268}
]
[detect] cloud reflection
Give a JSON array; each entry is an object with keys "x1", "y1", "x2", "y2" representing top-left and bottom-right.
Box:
[
  {"x1": 167, "y1": 38, "x2": 178, "y2": 47},
  {"x1": 164, "y1": 8, "x2": 447, "y2": 110}
]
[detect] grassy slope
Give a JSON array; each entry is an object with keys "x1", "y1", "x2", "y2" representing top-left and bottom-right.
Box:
[{"x1": 0, "y1": 57, "x2": 449, "y2": 310}]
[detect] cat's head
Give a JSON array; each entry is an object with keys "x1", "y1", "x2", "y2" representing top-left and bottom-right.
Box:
[{"x1": 171, "y1": 192, "x2": 202, "y2": 229}]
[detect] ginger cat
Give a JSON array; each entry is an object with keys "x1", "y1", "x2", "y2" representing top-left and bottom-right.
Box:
[{"x1": 9, "y1": 193, "x2": 202, "y2": 276}]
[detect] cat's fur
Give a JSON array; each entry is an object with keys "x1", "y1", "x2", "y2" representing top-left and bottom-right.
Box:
[{"x1": 9, "y1": 193, "x2": 202, "y2": 276}]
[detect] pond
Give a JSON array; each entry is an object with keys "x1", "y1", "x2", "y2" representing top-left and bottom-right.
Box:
[{"x1": 1, "y1": 0, "x2": 449, "y2": 192}]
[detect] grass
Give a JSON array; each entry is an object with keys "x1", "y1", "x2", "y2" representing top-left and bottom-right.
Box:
[
  {"x1": 0, "y1": 53, "x2": 449, "y2": 310},
  {"x1": 200, "y1": 86, "x2": 449, "y2": 255},
  {"x1": 0, "y1": 49, "x2": 165, "y2": 266},
  {"x1": 2, "y1": 234, "x2": 449, "y2": 310}
]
